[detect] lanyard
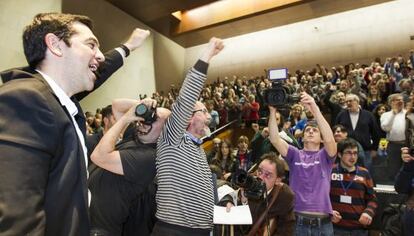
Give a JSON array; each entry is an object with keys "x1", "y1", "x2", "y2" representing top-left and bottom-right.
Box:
[{"x1": 338, "y1": 165, "x2": 358, "y2": 195}]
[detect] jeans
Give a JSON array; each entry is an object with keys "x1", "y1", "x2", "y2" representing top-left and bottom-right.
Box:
[
  {"x1": 386, "y1": 142, "x2": 404, "y2": 182},
  {"x1": 295, "y1": 215, "x2": 334, "y2": 236},
  {"x1": 333, "y1": 227, "x2": 368, "y2": 236}
]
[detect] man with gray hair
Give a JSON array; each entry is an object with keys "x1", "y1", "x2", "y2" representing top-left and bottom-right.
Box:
[
  {"x1": 381, "y1": 93, "x2": 406, "y2": 182},
  {"x1": 335, "y1": 93, "x2": 381, "y2": 174}
]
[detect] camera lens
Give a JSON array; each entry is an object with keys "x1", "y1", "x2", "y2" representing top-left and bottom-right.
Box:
[{"x1": 135, "y1": 104, "x2": 147, "y2": 116}]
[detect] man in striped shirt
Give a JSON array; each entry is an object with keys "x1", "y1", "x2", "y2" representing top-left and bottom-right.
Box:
[
  {"x1": 152, "y1": 38, "x2": 224, "y2": 236},
  {"x1": 330, "y1": 138, "x2": 377, "y2": 236}
]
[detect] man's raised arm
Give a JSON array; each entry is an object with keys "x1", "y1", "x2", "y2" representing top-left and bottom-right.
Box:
[
  {"x1": 268, "y1": 106, "x2": 289, "y2": 157},
  {"x1": 301, "y1": 92, "x2": 337, "y2": 157}
]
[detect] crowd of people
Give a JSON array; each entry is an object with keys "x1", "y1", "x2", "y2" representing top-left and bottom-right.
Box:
[
  {"x1": 82, "y1": 45, "x2": 414, "y2": 235},
  {"x1": 1, "y1": 11, "x2": 414, "y2": 236}
]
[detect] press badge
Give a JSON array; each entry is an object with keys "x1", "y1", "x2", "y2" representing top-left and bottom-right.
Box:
[{"x1": 340, "y1": 195, "x2": 352, "y2": 204}]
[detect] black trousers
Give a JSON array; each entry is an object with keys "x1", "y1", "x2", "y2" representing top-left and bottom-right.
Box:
[
  {"x1": 387, "y1": 142, "x2": 404, "y2": 182},
  {"x1": 151, "y1": 221, "x2": 210, "y2": 236}
]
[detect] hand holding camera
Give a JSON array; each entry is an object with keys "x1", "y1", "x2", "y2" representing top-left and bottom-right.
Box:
[{"x1": 135, "y1": 99, "x2": 157, "y2": 125}]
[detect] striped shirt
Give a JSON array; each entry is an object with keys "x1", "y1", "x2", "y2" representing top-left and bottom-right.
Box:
[
  {"x1": 156, "y1": 60, "x2": 214, "y2": 229},
  {"x1": 330, "y1": 164, "x2": 377, "y2": 230}
]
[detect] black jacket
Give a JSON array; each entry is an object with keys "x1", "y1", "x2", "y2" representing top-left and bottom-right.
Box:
[
  {"x1": 0, "y1": 49, "x2": 123, "y2": 236},
  {"x1": 335, "y1": 109, "x2": 381, "y2": 151}
]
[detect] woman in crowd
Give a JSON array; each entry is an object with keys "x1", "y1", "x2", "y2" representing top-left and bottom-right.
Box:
[
  {"x1": 211, "y1": 139, "x2": 237, "y2": 177},
  {"x1": 365, "y1": 84, "x2": 382, "y2": 111}
]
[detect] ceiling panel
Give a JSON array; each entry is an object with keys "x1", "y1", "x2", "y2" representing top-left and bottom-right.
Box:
[{"x1": 106, "y1": 0, "x2": 393, "y2": 47}]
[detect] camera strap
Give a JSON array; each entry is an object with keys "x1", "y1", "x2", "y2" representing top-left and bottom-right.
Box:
[{"x1": 247, "y1": 184, "x2": 282, "y2": 236}]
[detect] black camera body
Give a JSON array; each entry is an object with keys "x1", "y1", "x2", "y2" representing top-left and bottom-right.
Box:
[
  {"x1": 264, "y1": 68, "x2": 299, "y2": 107},
  {"x1": 231, "y1": 169, "x2": 265, "y2": 200},
  {"x1": 135, "y1": 103, "x2": 157, "y2": 125},
  {"x1": 264, "y1": 82, "x2": 300, "y2": 107}
]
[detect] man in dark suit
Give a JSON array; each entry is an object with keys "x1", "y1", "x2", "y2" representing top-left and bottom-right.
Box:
[
  {"x1": 335, "y1": 93, "x2": 381, "y2": 174},
  {"x1": 0, "y1": 13, "x2": 149, "y2": 236}
]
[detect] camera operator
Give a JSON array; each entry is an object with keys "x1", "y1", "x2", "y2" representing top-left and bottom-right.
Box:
[
  {"x1": 224, "y1": 153, "x2": 294, "y2": 236},
  {"x1": 268, "y1": 92, "x2": 337, "y2": 235},
  {"x1": 88, "y1": 98, "x2": 171, "y2": 236}
]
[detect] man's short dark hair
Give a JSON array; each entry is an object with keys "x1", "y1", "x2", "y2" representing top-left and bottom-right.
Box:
[
  {"x1": 101, "y1": 105, "x2": 113, "y2": 119},
  {"x1": 337, "y1": 138, "x2": 358, "y2": 154},
  {"x1": 260, "y1": 153, "x2": 285, "y2": 178},
  {"x1": 332, "y1": 124, "x2": 347, "y2": 133},
  {"x1": 23, "y1": 13, "x2": 93, "y2": 68},
  {"x1": 303, "y1": 119, "x2": 318, "y2": 132}
]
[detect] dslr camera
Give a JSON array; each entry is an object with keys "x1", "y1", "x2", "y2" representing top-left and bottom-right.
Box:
[
  {"x1": 231, "y1": 169, "x2": 266, "y2": 200},
  {"x1": 135, "y1": 103, "x2": 157, "y2": 125},
  {"x1": 264, "y1": 68, "x2": 299, "y2": 107}
]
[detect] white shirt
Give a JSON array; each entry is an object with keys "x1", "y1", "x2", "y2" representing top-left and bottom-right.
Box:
[
  {"x1": 36, "y1": 70, "x2": 88, "y2": 173},
  {"x1": 37, "y1": 70, "x2": 90, "y2": 204},
  {"x1": 380, "y1": 109, "x2": 407, "y2": 141},
  {"x1": 349, "y1": 110, "x2": 360, "y2": 130}
]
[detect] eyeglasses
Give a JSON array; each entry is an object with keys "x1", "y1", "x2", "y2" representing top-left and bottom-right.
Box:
[
  {"x1": 343, "y1": 151, "x2": 358, "y2": 156},
  {"x1": 192, "y1": 108, "x2": 208, "y2": 114},
  {"x1": 257, "y1": 167, "x2": 274, "y2": 179}
]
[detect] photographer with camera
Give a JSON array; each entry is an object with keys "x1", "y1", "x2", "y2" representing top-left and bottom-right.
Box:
[
  {"x1": 230, "y1": 153, "x2": 295, "y2": 236},
  {"x1": 88, "y1": 98, "x2": 171, "y2": 235},
  {"x1": 268, "y1": 92, "x2": 337, "y2": 236}
]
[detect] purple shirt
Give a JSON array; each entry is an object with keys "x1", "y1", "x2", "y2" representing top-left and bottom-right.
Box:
[{"x1": 285, "y1": 145, "x2": 335, "y2": 214}]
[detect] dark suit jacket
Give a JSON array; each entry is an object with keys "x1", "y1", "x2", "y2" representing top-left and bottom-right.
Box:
[
  {"x1": 334, "y1": 109, "x2": 381, "y2": 151},
  {"x1": 242, "y1": 184, "x2": 295, "y2": 236},
  {"x1": 0, "y1": 49, "x2": 123, "y2": 236}
]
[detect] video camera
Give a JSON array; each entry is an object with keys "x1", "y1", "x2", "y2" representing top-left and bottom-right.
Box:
[
  {"x1": 264, "y1": 68, "x2": 299, "y2": 107},
  {"x1": 231, "y1": 169, "x2": 266, "y2": 200}
]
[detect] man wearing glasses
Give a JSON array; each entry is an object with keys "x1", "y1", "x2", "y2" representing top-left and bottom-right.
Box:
[
  {"x1": 330, "y1": 138, "x2": 377, "y2": 236},
  {"x1": 380, "y1": 93, "x2": 407, "y2": 183},
  {"x1": 335, "y1": 93, "x2": 381, "y2": 175},
  {"x1": 237, "y1": 153, "x2": 295, "y2": 236},
  {"x1": 152, "y1": 38, "x2": 224, "y2": 236}
]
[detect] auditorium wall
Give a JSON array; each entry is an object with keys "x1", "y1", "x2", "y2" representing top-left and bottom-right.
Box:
[
  {"x1": 62, "y1": 0, "x2": 158, "y2": 113},
  {"x1": 2, "y1": 0, "x2": 414, "y2": 110},
  {"x1": 0, "y1": 0, "x2": 185, "y2": 113},
  {"x1": 184, "y1": 0, "x2": 414, "y2": 82},
  {"x1": 0, "y1": 0, "x2": 61, "y2": 86}
]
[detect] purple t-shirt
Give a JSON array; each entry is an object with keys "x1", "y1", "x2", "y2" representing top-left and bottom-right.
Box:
[{"x1": 285, "y1": 145, "x2": 335, "y2": 214}]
